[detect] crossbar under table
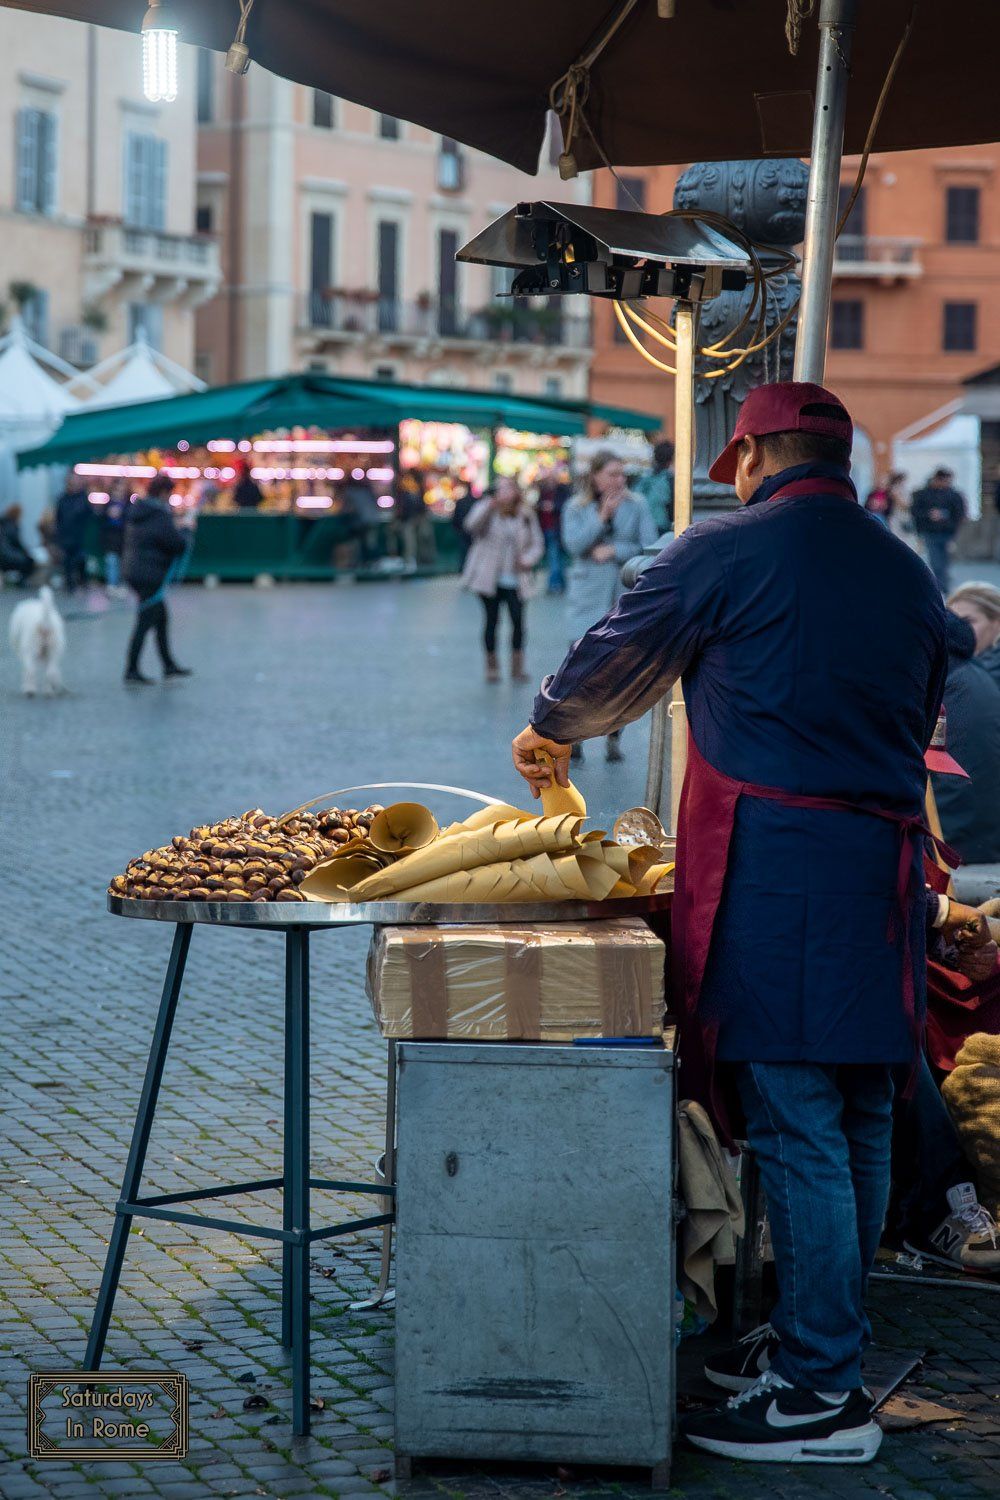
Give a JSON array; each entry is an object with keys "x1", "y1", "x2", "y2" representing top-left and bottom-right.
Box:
[{"x1": 83, "y1": 922, "x2": 393, "y2": 1436}]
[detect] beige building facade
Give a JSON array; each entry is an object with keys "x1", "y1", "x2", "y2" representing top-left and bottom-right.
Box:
[
  {"x1": 194, "y1": 58, "x2": 592, "y2": 398},
  {"x1": 0, "y1": 12, "x2": 217, "y2": 373}
]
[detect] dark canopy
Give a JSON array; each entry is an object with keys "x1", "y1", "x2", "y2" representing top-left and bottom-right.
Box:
[
  {"x1": 17, "y1": 372, "x2": 660, "y2": 468},
  {"x1": 9, "y1": 1, "x2": 1000, "y2": 173}
]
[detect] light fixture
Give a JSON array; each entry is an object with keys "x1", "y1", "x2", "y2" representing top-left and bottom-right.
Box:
[{"x1": 141, "y1": 0, "x2": 179, "y2": 103}]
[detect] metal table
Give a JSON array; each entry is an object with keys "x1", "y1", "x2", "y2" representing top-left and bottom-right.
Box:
[{"x1": 89, "y1": 892, "x2": 670, "y2": 1436}]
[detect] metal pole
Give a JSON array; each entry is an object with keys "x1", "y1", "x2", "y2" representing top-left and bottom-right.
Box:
[
  {"x1": 667, "y1": 298, "x2": 696, "y2": 834},
  {"x1": 792, "y1": 0, "x2": 858, "y2": 384}
]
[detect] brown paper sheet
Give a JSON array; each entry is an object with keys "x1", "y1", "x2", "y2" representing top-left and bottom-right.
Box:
[
  {"x1": 368, "y1": 801, "x2": 439, "y2": 853},
  {"x1": 537, "y1": 751, "x2": 588, "y2": 819}
]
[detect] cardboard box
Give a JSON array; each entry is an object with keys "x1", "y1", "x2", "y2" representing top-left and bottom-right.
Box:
[{"x1": 366, "y1": 920, "x2": 665, "y2": 1040}]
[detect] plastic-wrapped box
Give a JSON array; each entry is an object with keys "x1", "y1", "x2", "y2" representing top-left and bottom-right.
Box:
[{"x1": 366, "y1": 920, "x2": 665, "y2": 1040}]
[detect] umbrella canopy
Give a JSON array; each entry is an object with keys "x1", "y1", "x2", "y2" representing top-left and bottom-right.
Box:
[
  {"x1": 16, "y1": 371, "x2": 660, "y2": 468},
  {"x1": 79, "y1": 331, "x2": 205, "y2": 409},
  {"x1": 8, "y1": 1, "x2": 1000, "y2": 171}
]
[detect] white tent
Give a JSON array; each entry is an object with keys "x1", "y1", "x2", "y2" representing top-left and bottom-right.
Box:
[
  {"x1": 0, "y1": 317, "x2": 93, "y2": 535},
  {"x1": 78, "y1": 330, "x2": 204, "y2": 408},
  {"x1": 893, "y1": 402, "x2": 982, "y2": 519}
]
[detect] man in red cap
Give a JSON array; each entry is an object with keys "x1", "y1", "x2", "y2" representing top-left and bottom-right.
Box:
[{"x1": 513, "y1": 381, "x2": 952, "y2": 1464}]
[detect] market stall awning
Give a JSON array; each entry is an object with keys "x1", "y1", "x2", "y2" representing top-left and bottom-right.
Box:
[
  {"x1": 16, "y1": 373, "x2": 660, "y2": 469},
  {"x1": 7, "y1": 2, "x2": 1000, "y2": 173}
]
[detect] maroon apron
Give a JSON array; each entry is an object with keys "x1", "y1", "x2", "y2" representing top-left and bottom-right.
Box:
[{"x1": 669, "y1": 474, "x2": 958, "y2": 1131}]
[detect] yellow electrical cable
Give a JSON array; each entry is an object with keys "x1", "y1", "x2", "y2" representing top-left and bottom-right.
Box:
[{"x1": 612, "y1": 301, "x2": 678, "y2": 374}]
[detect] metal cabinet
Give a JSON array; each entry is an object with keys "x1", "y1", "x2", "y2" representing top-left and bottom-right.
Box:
[{"x1": 394, "y1": 1042, "x2": 675, "y2": 1484}]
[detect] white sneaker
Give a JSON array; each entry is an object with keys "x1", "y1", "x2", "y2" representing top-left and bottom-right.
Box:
[{"x1": 905, "y1": 1183, "x2": 1000, "y2": 1273}]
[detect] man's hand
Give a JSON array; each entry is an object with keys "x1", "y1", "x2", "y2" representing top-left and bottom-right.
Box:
[
  {"x1": 512, "y1": 725, "x2": 572, "y2": 799},
  {"x1": 954, "y1": 941, "x2": 999, "y2": 983},
  {"x1": 941, "y1": 902, "x2": 992, "y2": 948}
]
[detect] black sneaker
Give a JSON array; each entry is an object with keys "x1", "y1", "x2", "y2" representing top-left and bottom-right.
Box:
[
  {"x1": 124, "y1": 670, "x2": 155, "y2": 685},
  {"x1": 570, "y1": 743, "x2": 584, "y2": 762},
  {"x1": 163, "y1": 664, "x2": 192, "y2": 678},
  {"x1": 704, "y1": 1323, "x2": 780, "y2": 1393},
  {"x1": 605, "y1": 735, "x2": 624, "y2": 763},
  {"x1": 683, "y1": 1371, "x2": 882, "y2": 1464}
]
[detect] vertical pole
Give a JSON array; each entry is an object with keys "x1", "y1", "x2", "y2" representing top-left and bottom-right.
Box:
[
  {"x1": 85, "y1": 924, "x2": 192, "y2": 1370},
  {"x1": 667, "y1": 298, "x2": 696, "y2": 834},
  {"x1": 793, "y1": 0, "x2": 858, "y2": 384},
  {"x1": 281, "y1": 934, "x2": 294, "y2": 1350},
  {"x1": 287, "y1": 927, "x2": 312, "y2": 1436}
]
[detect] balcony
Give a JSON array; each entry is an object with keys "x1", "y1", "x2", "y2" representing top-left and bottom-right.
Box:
[
  {"x1": 83, "y1": 219, "x2": 222, "y2": 307},
  {"x1": 832, "y1": 235, "x2": 922, "y2": 281},
  {"x1": 300, "y1": 293, "x2": 591, "y2": 351}
]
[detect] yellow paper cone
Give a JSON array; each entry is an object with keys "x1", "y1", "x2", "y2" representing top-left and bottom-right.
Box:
[
  {"x1": 368, "y1": 802, "x2": 439, "y2": 853},
  {"x1": 300, "y1": 851, "x2": 388, "y2": 901},
  {"x1": 536, "y1": 751, "x2": 587, "y2": 819}
]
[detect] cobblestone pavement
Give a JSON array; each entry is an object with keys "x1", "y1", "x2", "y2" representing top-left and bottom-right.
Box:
[{"x1": 2, "y1": 579, "x2": 999, "y2": 1500}]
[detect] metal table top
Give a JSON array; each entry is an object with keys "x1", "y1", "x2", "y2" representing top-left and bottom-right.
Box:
[{"x1": 107, "y1": 892, "x2": 672, "y2": 930}]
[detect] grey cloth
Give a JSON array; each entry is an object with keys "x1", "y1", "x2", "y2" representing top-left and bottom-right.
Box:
[{"x1": 561, "y1": 491, "x2": 659, "y2": 641}]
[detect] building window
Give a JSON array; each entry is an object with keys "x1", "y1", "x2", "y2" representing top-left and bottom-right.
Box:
[
  {"x1": 127, "y1": 303, "x2": 163, "y2": 350},
  {"x1": 21, "y1": 288, "x2": 49, "y2": 346},
  {"x1": 437, "y1": 137, "x2": 464, "y2": 193},
  {"x1": 830, "y1": 298, "x2": 864, "y2": 349},
  {"x1": 195, "y1": 202, "x2": 213, "y2": 234},
  {"x1": 837, "y1": 183, "x2": 866, "y2": 260},
  {"x1": 124, "y1": 133, "x2": 167, "y2": 230},
  {"x1": 308, "y1": 211, "x2": 334, "y2": 325},
  {"x1": 376, "y1": 220, "x2": 400, "y2": 332},
  {"x1": 493, "y1": 372, "x2": 513, "y2": 392},
  {"x1": 194, "y1": 350, "x2": 212, "y2": 383},
  {"x1": 378, "y1": 114, "x2": 400, "y2": 140},
  {"x1": 437, "y1": 227, "x2": 459, "y2": 334},
  {"x1": 615, "y1": 175, "x2": 645, "y2": 212},
  {"x1": 196, "y1": 50, "x2": 214, "y2": 123},
  {"x1": 946, "y1": 185, "x2": 980, "y2": 244},
  {"x1": 15, "y1": 107, "x2": 57, "y2": 215},
  {"x1": 312, "y1": 90, "x2": 335, "y2": 129},
  {"x1": 544, "y1": 376, "x2": 563, "y2": 397},
  {"x1": 943, "y1": 300, "x2": 977, "y2": 351}
]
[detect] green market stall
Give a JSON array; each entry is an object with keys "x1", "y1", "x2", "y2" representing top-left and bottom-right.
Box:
[{"x1": 18, "y1": 372, "x2": 659, "y2": 582}]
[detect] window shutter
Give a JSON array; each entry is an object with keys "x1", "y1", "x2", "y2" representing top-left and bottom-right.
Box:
[
  {"x1": 310, "y1": 212, "x2": 333, "y2": 291},
  {"x1": 39, "y1": 111, "x2": 57, "y2": 215},
  {"x1": 153, "y1": 138, "x2": 167, "y2": 231},
  {"x1": 15, "y1": 107, "x2": 39, "y2": 212}
]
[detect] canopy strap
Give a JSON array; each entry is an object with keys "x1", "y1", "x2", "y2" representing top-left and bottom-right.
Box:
[
  {"x1": 785, "y1": 0, "x2": 817, "y2": 55},
  {"x1": 549, "y1": 0, "x2": 643, "y2": 178}
]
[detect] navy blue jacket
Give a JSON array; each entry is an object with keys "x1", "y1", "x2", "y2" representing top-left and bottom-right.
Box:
[{"x1": 533, "y1": 464, "x2": 949, "y2": 1064}]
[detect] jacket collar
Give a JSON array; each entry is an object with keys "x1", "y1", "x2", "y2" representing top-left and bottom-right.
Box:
[{"x1": 746, "y1": 461, "x2": 857, "y2": 508}]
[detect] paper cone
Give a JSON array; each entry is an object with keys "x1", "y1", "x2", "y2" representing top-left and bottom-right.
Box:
[
  {"x1": 454, "y1": 802, "x2": 529, "y2": 832},
  {"x1": 300, "y1": 851, "x2": 389, "y2": 901},
  {"x1": 350, "y1": 814, "x2": 584, "y2": 901},
  {"x1": 368, "y1": 801, "x2": 439, "y2": 854},
  {"x1": 611, "y1": 878, "x2": 639, "y2": 898},
  {"x1": 627, "y1": 844, "x2": 664, "y2": 885},
  {"x1": 537, "y1": 751, "x2": 587, "y2": 819}
]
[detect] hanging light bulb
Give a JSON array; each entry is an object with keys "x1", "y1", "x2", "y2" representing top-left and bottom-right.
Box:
[{"x1": 141, "y1": 0, "x2": 179, "y2": 103}]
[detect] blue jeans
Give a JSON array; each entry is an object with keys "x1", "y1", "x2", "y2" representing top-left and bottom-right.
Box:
[
  {"x1": 544, "y1": 531, "x2": 565, "y2": 592},
  {"x1": 923, "y1": 534, "x2": 951, "y2": 594},
  {"x1": 736, "y1": 1061, "x2": 894, "y2": 1391},
  {"x1": 105, "y1": 552, "x2": 121, "y2": 587}
]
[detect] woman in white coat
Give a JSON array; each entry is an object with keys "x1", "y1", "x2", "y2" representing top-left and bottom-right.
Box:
[
  {"x1": 462, "y1": 477, "x2": 544, "y2": 681},
  {"x1": 561, "y1": 451, "x2": 659, "y2": 761}
]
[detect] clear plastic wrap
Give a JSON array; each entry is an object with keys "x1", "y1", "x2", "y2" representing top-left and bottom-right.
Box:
[{"x1": 366, "y1": 919, "x2": 665, "y2": 1040}]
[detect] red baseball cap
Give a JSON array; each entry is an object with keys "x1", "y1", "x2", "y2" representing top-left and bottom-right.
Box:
[
  {"x1": 925, "y1": 707, "x2": 968, "y2": 778},
  {"x1": 708, "y1": 381, "x2": 854, "y2": 485}
]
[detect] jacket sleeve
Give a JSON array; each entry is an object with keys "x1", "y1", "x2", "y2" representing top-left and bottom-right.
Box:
[
  {"x1": 464, "y1": 497, "x2": 493, "y2": 537},
  {"x1": 611, "y1": 498, "x2": 658, "y2": 560},
  {"x1": 159, "y1": 513, "x2": 189, "y2": 561},
  {"x1": 561, "y1": 502, "x2": 605, "y2": 558},
  {"x1": 521, "y1": 510, "x2": 544, "y2": 568},
  {"x1": 532, "y1": 526, "x2": 727, "y2": 742},
  {"x1": 910, "y1": 490, "x2": 928, "y2": 529}
]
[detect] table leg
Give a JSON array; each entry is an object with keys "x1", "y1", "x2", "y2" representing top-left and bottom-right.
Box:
[
  {"x1": 287, "y1": 928, "x2": 312, "y2": 1436},
  {"x1": 281, "y1": 935, "x2": 295, "y2": 1350},
  {"x1": 84, "y1": 923, "x2": 192, "y2": 1370}
]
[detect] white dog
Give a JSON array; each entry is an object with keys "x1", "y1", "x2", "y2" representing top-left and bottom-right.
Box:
[{"x1": 9, "y1": 585, "x2": 66, "y2": 696}]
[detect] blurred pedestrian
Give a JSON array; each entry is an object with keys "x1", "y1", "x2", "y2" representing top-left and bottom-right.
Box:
[
  {"x1": 232, "y1": 460, "x2": 264, "y2": 511},
  {"x1": 100, "y1": 482, "x2": 129, "y2": 593},
  {"x1": 54, "y1": 471, "x2": 92, "y2": 593},
  {"x1": 536, "y1": 464, "x2": 571, "y2": 593},
  {"x1": 864, "y1": 470, "x2": 906, "y2": 528},
  {"x1": 450, "y1": 483, "x2": 475, "y2": 570},
  {"x1": 0, "y1": 504, "x2": 35, "y2": 585},
  {"x1": 911, "y1": 467, "x2": 967, "y2": 594},
  {"x1": 929, "y1": 611, "x2": 1000, "y2": 863},
  {"x1": 561, "y1": 450, "x2": 658, "y2": 761},
  {"x1": 635, "y1": 438, "x2": 675, "y2": 535},
  {"x1": 122, "y1": 472, "x2": 191, "y2": 685},
  {"x1": 342, "y1": 474, "x2": 387, "y2": 565},
  {"x1": 947, "y1": 581, "x2": 1000, "y2": 688},
  {"x1": 461, "y1": 476, "x2": 543, "y2": 682},
  {"x1": 395, "y1": 468, "x2": 425, "y2": 572}
]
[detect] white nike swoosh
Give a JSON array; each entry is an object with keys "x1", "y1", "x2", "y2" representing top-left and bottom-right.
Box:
[{"x1": 765, "y1": 1399, "x2": 846, "y2": 1429}]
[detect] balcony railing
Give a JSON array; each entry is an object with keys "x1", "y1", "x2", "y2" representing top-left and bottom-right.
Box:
[
  {"x1": 301, "y1": 294, "x2": 591, "y2": 349},
  {"x1": 83, "y1": 219, "x2": 222, "y2": 304},
  {"x1": 832, "y1": 235, "x2": 922, "y2": 278}
]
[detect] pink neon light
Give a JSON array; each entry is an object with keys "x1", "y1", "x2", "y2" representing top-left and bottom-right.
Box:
[
  {"x1": 74, "y1": 463, "x2": 157, "y2": 478},
  {"x1": 88, "y1": 491, "x2": 110, "y2": 505},
  {"x1": 252, "y1": 438, "x2": 395, "y2": 454},
  {"x1": 207, "y1": 439, "x2": 236, "y2": 452},
  {"x1": 376, "y1": 495, "x2": 394, "y2": 509},
  {"x1": 296, "y1": 495, "x2": 333, "y2": 509},
  {"x1": 367, "y1": 467, "x2": 395, "y2": 482}
]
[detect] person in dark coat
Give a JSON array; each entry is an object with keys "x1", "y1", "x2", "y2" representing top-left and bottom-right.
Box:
[
  {"x1": 54, "y1": 475, "x2": 92, "y2": 593},
  {"x1": 911, "y1": 467, "x2": 967, "y2": 594},
  {"x1": 450, "y1": 484, "x2": 476, "y2": 569},
  {"x1": 122, "y1": 473, "x2": 191, "y2": 684},
  {"x1": 535, "y1": 465, "x2": 571, "y2": 592},
  {"x1": 947, "y1": 580, "x2": 1000, "y2": 689},
  {"x1": 513, "y1": 382, "x2": 947, "y2": 1466},
  {"x1": 100, "y1": 482, "x2": 129, "y2": 590},
  {"x1": 929, "y1": 612, "x2": 1000, "y2": 863},
  {"x1": 232, "y1": 460, "x2": 264, "y2": 511},
  {"x1": 0, "y1": 504, "x2": 35, "y2": 584}
]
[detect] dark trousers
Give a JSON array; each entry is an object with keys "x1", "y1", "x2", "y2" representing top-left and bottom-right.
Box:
[
  {"x1": 62, "y1": 545, "x2": 87, "y2": 592},
  {"x1": 479, "y1": 588, "x2": 523, "y2": 653},
  {"x1": 888, "y1": 1053, "x2": 969, "y2": 1244},
  {"x1": 126, "y1": 595, "x2": 175, "y2": 674},
  {"x1": 923, "y1": 535, "x2": 952, "y2": 595}
]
